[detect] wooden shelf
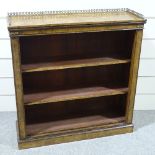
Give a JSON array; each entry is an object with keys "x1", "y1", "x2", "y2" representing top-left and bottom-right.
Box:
[
  {"x1": 24, "y1": 87, "x2": 128, "y2": 106},
  {"x1": 22, "y1": 57, "x2": 130, "y2": 73},
  {"x1": 26, "y1": 114, "x2": 125, "y2": 136}
]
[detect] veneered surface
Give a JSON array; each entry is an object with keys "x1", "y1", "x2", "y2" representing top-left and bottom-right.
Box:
[{"x1": 8, "y1": 9, "x2": 145, "y2": 29}]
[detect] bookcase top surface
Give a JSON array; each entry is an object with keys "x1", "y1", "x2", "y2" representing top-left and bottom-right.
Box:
[{"x1": 8, "y1": 8, "x2": 146, "y2": 30}]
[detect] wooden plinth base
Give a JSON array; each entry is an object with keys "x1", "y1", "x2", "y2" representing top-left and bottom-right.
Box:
[{"x1": 18, "y1": 123, "x2": 133, "y2": 149}]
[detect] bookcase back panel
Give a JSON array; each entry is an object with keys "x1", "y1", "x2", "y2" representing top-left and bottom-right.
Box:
[
  {"x1": 22, "y1": 64, "x2": 130, "y2": 94},
  {"x1": 20, "y1": 30, "x2": 135, "y2": 64},
  {"x1": 25, "y1": 94, "x2": 127, "y2": 135}
]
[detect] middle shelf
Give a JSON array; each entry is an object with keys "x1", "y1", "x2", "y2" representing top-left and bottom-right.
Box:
[
  {"x1": 22, "y1": 57, "x2": 130, "y2": 73},
  {"x1": 24, "y1": 87, "x2": 128, "y2": 106}
]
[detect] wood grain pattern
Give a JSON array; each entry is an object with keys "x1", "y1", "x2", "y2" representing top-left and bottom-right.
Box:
[
  {"x1": 26, "y1": 115, "x2": 125, "y2": 136},
  {"x1": 22, "y1": 57, "x2": 130, "y2": 73},
  {"x1": 8, "y1": 9, "x2": 146, "y2": 30},
  {"x1": 24, "y1": 87, "x2": 128, "y2": 105},
  {"x1": 22, "y1": 58, "x2": 130, "y2": 72},
  {"x1": 19, "y1": 124, "x2": 133, "y2": 149},
  {"x1": 11, "y1": 38, "x2": 26, "y2": 139},
  {"x1": 125, "y1": 30, "x2": 143, "y2": 123},
  {"x1": 9, "y1": 24, "x2": 144, "y2": 37}
]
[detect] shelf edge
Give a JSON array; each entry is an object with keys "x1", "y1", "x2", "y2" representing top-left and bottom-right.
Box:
[
  {"x1": 25, "y1": 88, "x2": 128, "y2": 106},
  {"x1": 22, "y1": 58, "x2": 131, "y2": 73}
]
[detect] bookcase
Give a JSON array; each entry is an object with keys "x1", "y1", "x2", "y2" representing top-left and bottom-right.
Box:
[{"x1": 8, "y1": 8, "x2": 146, "y2": 149}]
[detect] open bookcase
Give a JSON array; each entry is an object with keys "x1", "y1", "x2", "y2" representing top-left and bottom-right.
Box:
[{"x1": 8, "y1": 8, "x2": 146, "y2": 149}]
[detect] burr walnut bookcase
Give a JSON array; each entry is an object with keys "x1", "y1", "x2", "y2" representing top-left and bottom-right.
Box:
[{"x1": 8, "y1": 8, "x2": 146, "y2": 149}]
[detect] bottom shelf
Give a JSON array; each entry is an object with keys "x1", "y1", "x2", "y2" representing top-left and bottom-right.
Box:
[
  {"x1": 25, "y1": 95, "x2": 127, "y2": 137},
  {"x1": 26, "y1": 114, "x2": 125, "y2": 136}
]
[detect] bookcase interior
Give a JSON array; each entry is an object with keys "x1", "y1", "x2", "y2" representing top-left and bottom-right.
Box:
[
  {"x1": 20, "y1": 30, "x2": 135, "y2": 64},
  {"x1": 22, "y1": 64, "x2": 130, "y2": 94},
  {"x1": 25, "y1": 94, "x2": 127, "y2": 136},
  {"x1": 19, "y1": 30, "x2": 135, "y2": 137}
]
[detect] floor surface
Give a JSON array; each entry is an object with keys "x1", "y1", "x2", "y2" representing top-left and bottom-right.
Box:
[{"x1": 0, "y1": 111, "x2": 155, "y2": 155}]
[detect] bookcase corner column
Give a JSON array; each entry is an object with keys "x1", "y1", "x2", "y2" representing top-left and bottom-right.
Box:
[
  {"x1": 11, "y1": 36, "x2": 26, "y2": 139},
  {"x1": 125, "y1": 29, "x2": 143, "y2": 123}
]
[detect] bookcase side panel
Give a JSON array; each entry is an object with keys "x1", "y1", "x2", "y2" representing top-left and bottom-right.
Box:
[
  {"x1": 125, "y1": 30, "x2": 143, "y2": 123},
  {"x1": 11, "y1": 37, "x2": 26, "y2": 139}
]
